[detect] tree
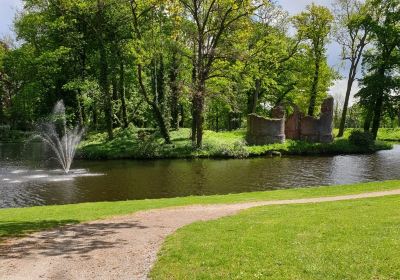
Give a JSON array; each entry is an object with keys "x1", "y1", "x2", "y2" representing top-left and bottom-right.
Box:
[
  {"x1": 179, "y1": 0, "x2": 266, "y2": 147},
  {"x1": 334, "y1": 0, "x2": 371, "y2": 137},
  {"x1": 358, "y1": 0, "x2": 399, "y2": 139},
  {"x1": 293, "y1": 4, "x2": 334, "y2": 116},
  {"x1": 0, "y1": 41, "x2": 9, "y2": 123},
  {"x1": 129, "y1": 0, "x2": 171, "y2": 143}
]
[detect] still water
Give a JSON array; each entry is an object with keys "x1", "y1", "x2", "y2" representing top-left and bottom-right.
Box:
[{"x1": 1, "y1": 142, "x2": 399, "y2": 208}]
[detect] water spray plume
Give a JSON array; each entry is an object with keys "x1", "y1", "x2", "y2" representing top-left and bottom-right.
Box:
[{"x1": 33, "y1": 100, "x2": 84, "y2": 174}]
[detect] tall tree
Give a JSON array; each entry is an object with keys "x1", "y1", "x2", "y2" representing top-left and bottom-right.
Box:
[
  {"x1": 179, "y1": 0, "x2": 265, "y2": 147},
  {"x1": 129, "y1": 0, "x2": 171, "y2": 143},
  {"x1": 361, "y1": 0, "x2": 399, "y2": 139},
  {"x1": 293, "y1": 4, "x2": 334, "y2": 116},
  {"x1": 335, "y1": 0, "x2": 371, "y2": 137},
  {"x1": 96, "y1": 0, "x2": 113, "y2": 140}
]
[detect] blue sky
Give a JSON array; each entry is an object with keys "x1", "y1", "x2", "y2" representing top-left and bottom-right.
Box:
[{"x1": 0, "y1": 0, "x2": 353, "y2": 104}]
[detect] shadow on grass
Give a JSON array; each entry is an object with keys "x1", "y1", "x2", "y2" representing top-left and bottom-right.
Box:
[
  {"x1": 0, "y1": 220, "x2": 148, "y2": 259},
  {"x1": 0, "y1": 220, "x2": 80, "y2": 240}
]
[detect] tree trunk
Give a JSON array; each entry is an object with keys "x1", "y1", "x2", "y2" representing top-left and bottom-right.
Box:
[
  {"x1": 119, "y1": 61, "x2": 128, "y2": 128},
  {"x1": 191, "y1": 98, "x2": 197, "y2": 144},
  {"x1": 0, "y1": 92, "x2": 4, "y2": 124},
  {"x1": 136, "y1": 63, "x2": 171, "y2": 144},
  {"x1": 308, "y1": 58, "x2": 320, "y2": 116},
  {"x1": 151, "y1": 102, "x2": 170, "y2": 143},
  {"x1": 252, "y1": 79, "x2": 261, "y2": 114},
  {"x1": 179, "y1": 104, "x2": 184, "y2": 128},
  {"x1": 112, "y1": 75, "x2": 118, "y2": 101},
  {"x1": 191, "y1": 51, "x2": 197, "y2": 144},
  {"x1": 195, "y1": 95, "x2": 204, "y2": 148},
  {"x1": 216, "y1": 110, "x2": 219, "y2": 132},
  {"x1": 76, "y1": 90, "x2": 84, "y2": 126},
  {"x1": 247, "y1": 79, "x2": 261, "y2": 114},
  {"x1": 371, "y1": 67, "x2": 385, "y2": 139},
  {"x1": 398, "y1": 108, "x2": 400, "y2": 127},
  {"x1": 157, "y1": 54, "x2": 165, "y2": 106},
  {"x1": 99, "y1": 44, "x2": 113, "y2": 140},
  {"x1": 169, "y1": 50, "x2": 180, "y2": 130},
  {"x1": 92, "y1": 102, "x2": 98, "y2": 130},
  {"x1": 363, "y1": 107, "x2": 373, "y2": 132},
  {"x1": 371, "y1": 92, "x2": 383, "y2": 139},
  {"x1": 97, "y1": 0, "x2": 113, "y2": 140},
  {"x1": 338, "y1": 65, "x2": 356, "y2": 137}
]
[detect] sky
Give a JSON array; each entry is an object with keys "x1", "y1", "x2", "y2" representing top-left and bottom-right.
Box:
[{"x1": 0, "y1": 0, "x2": 356, "y2": 105}]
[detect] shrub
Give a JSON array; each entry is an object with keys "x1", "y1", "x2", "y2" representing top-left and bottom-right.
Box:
[{"x1": 348, "y1": 130, "x2": 374, "y2": 148}]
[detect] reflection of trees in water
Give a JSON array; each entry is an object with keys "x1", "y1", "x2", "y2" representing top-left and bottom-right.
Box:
[
  {"x1": 330, "y1": 155, "x2": 373, "y2": 185},
  {"x1": 1, "y1": 145, "x2": 400, "y2": 208},
  {"x1": 329, "y1": 146, "x2": 400, "y2": 185},
  {"x1": 276, "y1": 157, "x2": 335, "y2": 188}
]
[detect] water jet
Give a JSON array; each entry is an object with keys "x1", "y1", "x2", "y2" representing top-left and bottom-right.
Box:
[{"x1": 33, "y1": 100, "x2": 84, "y2": 174}]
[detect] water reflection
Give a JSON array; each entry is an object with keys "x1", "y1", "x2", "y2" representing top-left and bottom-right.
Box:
[{"x1": 0, "y1": 142, "x2": 399, "y2": 208}]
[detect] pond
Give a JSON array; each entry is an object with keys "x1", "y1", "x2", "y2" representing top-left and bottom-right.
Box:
[{"x1": 0, "y1": 142, "x2": 400, "y2": 208}]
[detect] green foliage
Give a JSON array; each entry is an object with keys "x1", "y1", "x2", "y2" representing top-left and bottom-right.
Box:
[
  {"x1": 378, "y1": 128, "x2": 400, "y2": 141},
  {"x1": 335, "y1": 127, "x2": 400, "y2": 142},
  {"x1": 78, "y1": 127, "x2": 392, "y2": 160},
  {"x1": 348, "y1": 129, "x2": 374, "y2": 148},
  {"x1": 0, "y1": 0, "x2": 396, "y2": 146},
  {"x1": 0, "y1": 129, "x2": 31, "y2": 142}
]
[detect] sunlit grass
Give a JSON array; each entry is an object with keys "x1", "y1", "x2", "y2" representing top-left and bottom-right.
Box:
[
  {"x1": 151, "y1": 194, "x2": 400, "y2": 279},
  {"x1": 1, "y1": 180, "x2": 400, "y2": 240}
]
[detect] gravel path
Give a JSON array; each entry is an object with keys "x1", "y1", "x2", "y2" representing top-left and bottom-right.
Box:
[{"x1": 1, "y1": 189, "x2": 400, "y2": 280}]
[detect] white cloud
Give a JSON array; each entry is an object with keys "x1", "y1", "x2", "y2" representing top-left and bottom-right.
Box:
[
  {"x1": 329, "y1": 79, "x2": 360, "y2": 107},
  {"x1": 0, "y1": 0, "x2": 23, "y2": 36},
  {"x1": 277, "y1": 0, "x2": 333, "y2": 15}
]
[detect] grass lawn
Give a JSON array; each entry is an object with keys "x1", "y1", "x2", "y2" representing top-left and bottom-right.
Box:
[
  {"x1": 334, "y1": 127, "x2": 400, "y2": 142},
  {"x1": 151, "y1": 194, "x2": 400, "y2": 279},
  {"x1": 78, "y1": 127, "x2": 392, "y2": 160},
  {"x1": 1, "y1": 180, "x2": 400, "y2": 241},
  {"x1": 377, "y1": 128, "x2": 400, "y2": 141}
]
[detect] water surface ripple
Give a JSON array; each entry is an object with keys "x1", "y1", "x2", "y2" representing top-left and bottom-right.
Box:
[{"x1": 1, "y1": 142, "x2": 399, "y2": 208}]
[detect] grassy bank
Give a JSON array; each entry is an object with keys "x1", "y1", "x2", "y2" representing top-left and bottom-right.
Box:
[
  {"x1": 78, "y1": 127, "x2": 392, "y2": 160},
  {"x1": 1, "y1": 180, "x2": 400, "y2": 240},
  {"x1": 334, "y1": 127, "x2": 400, "y2": 142},
  {"x1": 151, "y1": 194, "x2": 400, "y2": 279}
]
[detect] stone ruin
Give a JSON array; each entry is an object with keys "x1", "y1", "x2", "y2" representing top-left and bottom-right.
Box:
[
  {"x1": 247, "y1": 96, "x2": 334, "y2": 145},
  {"x1": 246, "y1": 112, "x2": 285, "y2": 145}
]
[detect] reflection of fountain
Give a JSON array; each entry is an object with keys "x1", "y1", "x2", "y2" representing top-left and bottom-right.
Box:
[{"x1": 33, "y1": 100, "x2": 84, "y2": 174}]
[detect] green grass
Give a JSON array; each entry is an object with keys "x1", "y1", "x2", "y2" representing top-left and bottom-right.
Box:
[
  {"x1": 78, "y1": 126, "x2": 392, "y2": 160},
  {"x1": 377, "y1": 128, "x2": 400, "y2": 141},
  {"x1": 1, "y1": 180, "x2": 400, "y2": 241},
  {"x1": 151, "y1": 195, "x2": 400, "y2": 279},
  {"x1": 334, "y1": 127, "x2": 400, "y2": 142}
]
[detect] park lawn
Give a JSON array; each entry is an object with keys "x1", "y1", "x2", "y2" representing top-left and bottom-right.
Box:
[
  {"x1": 334, "y1": 127, "x2": 400, "y2": 142},
  {"x1": 151, "y1": 194, "x2": 400, "y2": 280},
  {"x1": 78, "y1": 127, "x2": 392, "y2": 160},
  {"x1": 1, "y1": 180, "x2": 400, "y2": 240},
  {"x1": 377, "y1": 128, "x2": 400, "y2": 141}
]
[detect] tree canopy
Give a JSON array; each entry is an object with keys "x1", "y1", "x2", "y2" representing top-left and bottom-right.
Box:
[{"x1": 0, "y1": 0, "x2": 398, "y2": 142}]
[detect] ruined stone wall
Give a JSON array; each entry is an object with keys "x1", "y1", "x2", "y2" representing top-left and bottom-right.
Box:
[
  {"x1": 246, "y1": 114, "x2": 285, "y2": 145},
  {"x1": 285, "y1": 96, "x2": 334, "y2": 143},
  {"x1": 246, "y1": 97, "x2": 334, "y2": 145}
]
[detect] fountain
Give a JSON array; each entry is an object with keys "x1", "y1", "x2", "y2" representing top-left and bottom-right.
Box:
[{"x1": 33, "y1": 100, "x2": 84, "y2": 174}]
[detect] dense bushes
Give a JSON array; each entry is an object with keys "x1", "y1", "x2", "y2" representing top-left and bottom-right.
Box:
[
  {"x1": 77, "y1": 127, "x2": 393, "y2": 160},
  {"x1": 348, "y1": 130, "x2": 374, "y2": 148}
]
